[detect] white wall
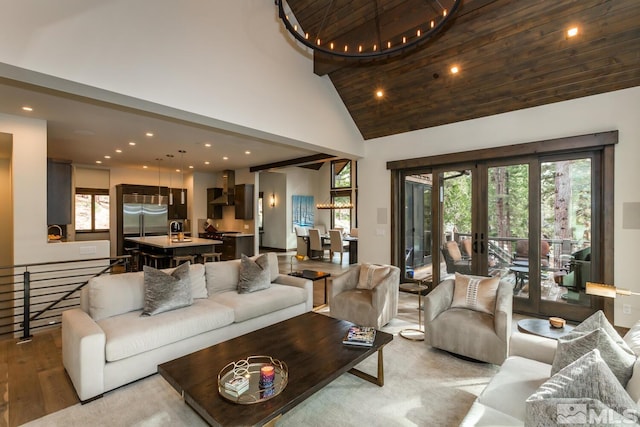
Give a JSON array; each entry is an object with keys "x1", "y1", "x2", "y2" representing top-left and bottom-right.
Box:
[
  {"x1": 259, "y1": 171, "x2": 287, "y2": 250},
  {"x1": 0, "y1": 113, "x2": 109, "y2": 263},
  {"x1": 0, "y1": 0, "x2": 364, "y2": 158},
  {"x1": 358, "y1": 86, "x2": 640, "y2": 327}
]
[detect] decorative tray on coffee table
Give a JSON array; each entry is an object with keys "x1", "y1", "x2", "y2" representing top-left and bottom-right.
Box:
[{"x1": 217, "y1": 355, "x2": 288, "y2": 405}]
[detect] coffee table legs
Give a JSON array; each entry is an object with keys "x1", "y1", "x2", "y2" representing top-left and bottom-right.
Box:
[{"x1": 348, "y1": 347, "x2": 386, "y2": 386}]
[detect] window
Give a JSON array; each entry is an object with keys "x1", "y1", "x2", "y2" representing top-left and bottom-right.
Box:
[
  {"x1": 332, "y1": 159, "x2": 352, "y2": 189},
  {"x1": 331, "y1": 190, "x2": 352, "y2": 230},
  {"x1": 75, "y1": 188, "x2": 109, "y2": 232}
]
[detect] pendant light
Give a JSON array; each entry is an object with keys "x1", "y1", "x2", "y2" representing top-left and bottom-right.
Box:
[
  {"x1": 178, "y1": 150, "x2": 186, "y2": 204},
  {"x1": 166, "y1": 154, "x2": 174, "y2": 205},
  {"x1": 156, "y1": 158, "x2": 163, "y2": 206}
]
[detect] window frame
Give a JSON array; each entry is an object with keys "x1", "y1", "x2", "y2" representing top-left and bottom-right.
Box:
[{"x1": 75, "y1": 187, "x2": 110, "y2": 233}]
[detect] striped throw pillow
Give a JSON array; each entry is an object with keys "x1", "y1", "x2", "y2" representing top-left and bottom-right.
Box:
[{"x1": 451, "y1": 273, "x2": 499, "y2": 315}]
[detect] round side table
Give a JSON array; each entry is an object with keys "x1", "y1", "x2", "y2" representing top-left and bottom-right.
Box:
[{"x1": 399, "y1": 280, "x2": 430, "y2": 341}]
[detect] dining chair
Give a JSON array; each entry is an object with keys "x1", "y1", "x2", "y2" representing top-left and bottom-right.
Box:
[
  {"x1": 329, "y1": 229, "x2": 349, "y2": 264},
  {"x1": 349, "y1": 228, "x2": 358, "y2": 237},
  {"x1": 309, "y1": 228, "x2": 330, "y2": 259}
]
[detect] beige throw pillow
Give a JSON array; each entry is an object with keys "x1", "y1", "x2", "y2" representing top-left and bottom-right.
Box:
[
  {"x1": 356, "y1": 263, "x2": 390, "y2": 290},
  {"x1": 451, "y1": 273, "x2": 499, "y2": 315}
]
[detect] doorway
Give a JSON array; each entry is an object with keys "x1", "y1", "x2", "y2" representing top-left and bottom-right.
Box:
[{"x1": 392, "y1": 132, "x2": 615, "y2": 322}]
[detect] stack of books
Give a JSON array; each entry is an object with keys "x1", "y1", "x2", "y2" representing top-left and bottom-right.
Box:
[
  {"x1": 342, "y1": 326, "x2": 376, "y2": 347},
  {"x1": 224, "y1": 376, "x2": 249, "y2": 397}
]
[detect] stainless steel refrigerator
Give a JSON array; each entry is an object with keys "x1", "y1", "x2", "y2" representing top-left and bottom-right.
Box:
[{"x1": 122, "y1": 194, "x2": 168, "y2": 236}]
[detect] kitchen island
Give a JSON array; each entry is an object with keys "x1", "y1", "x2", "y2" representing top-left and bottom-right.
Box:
[
  {"x1": 125, "y1": 235, "x2": 222, "y2": 267},
  {"x1": 199, "y1": 233, "x2": 254, "y2": 261}
]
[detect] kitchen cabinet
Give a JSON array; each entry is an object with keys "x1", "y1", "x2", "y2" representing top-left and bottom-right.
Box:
[
  {"x1": 220, "y1": 235, "x2": 254, "y2": 261},
  {"x1": 207, "y1": 188, "x2": 223, "y2": 219},
  {"x1": 234, "y1": 184, "x2": 254, "y2": 220},
  {"x1": 47, "y1": 158, "x2": 72, "y2": 225},
  {"x1": 168, "y1": 188, "x2": 188, "y2": 219}
]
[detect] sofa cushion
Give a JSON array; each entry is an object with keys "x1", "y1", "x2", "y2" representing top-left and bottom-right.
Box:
[
  {"x1": 88, "y1": 271, "x2": 145, "y2": 321},
  {"x1": 574, "y1": 310, "x2": 634, "y2": 355},
  {"x1": 476, "y1": 356, "x2": 551, "y2": 422},
  {"x1": 237, "y1": 254, "x2": 271, "y2": 294},
  {"x1": 356, "y1": 263, "x2": 390, "y2": 290},
  {"x1": 552, "y1": 327, "x2": 636, "y2": 386},
  {"x1": 142, "y1": 263, "x2": 193, "y2": 316},
  {"x1": 526, "y1": 349, "x2": 639, "y2": 426},
  {"x1": 98, "y1": 298, "x2": 234, "y2": 362},
  {"x1": 451, "y1": 273, "x2": 499, "y2": 315},
  {"x1": 162, "y1": 262, "x2": 207, "y2": 299},
  {"x1": 211, "y1": 283, "x2": 307, "y2": 323},
  {"x1": 205, "y1": 253, "x2": 280, "y2": 295}
]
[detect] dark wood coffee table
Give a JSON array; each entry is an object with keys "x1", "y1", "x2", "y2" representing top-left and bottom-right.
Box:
[{"x1": 158, "y1": 312, "x2": 393, "y2": 426}]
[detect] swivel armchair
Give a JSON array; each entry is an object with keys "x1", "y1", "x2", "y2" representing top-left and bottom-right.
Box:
[{"x1": 424, "y1": 274, "x2": 513, "y2": 364}]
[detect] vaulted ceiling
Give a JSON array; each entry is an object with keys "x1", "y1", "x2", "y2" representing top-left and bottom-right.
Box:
[{"x1": 287, "y1": 0, "x2": 640, "y2": 140}]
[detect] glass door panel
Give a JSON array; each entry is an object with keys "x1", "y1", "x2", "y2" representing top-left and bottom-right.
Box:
[
  {"x1": 540, "y1": 158, "x2": 592, "y2": 307},
  {"x1": 404, "y1": 174, "x2": 433, "y2": 282},
  {"x1": 487, "y1": 164, "x2": 531, "y2": 300},
  {"x1": 439, "y1": 169, "x2": 473, "y2": 280}
]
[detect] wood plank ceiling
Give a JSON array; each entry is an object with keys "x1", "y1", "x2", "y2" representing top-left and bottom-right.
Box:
[{"x1": 285, "y1": 0, "x2": 640, "y2": 140}]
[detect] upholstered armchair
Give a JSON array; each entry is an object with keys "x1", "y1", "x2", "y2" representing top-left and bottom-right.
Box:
[
  {"x1": 330, "y1": 264, "x2": 400, "y2": 329},
  {"x1": 424, "y1": 274, "x2": 513, "y2": 365},
  {"x1": 441, "y1": 241, "x2": 472, "y2": 275}
]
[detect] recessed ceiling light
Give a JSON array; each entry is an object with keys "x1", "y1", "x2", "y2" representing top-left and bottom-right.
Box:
[
  {"x1": 22, "y1": 106, "x2": 33, "y2": 112},
  {"x1": 204, "y1": 161, "x2": 210, "y2": 165},
  {"x1": 189, "y1": 165, "x2": 194, "y2": 169},
  {"x1": 96, "y1": 160, "x2": 102, "y2": 164},
  {"x1": 145, "y1": 132, "x2": 154, "y2": 137},
  {"x1": 115, "y1": 149, "x2": 122, "y2": 153},
  {"x1": 567, "y1": 26, "x2": 579, "y2": 38},
  {"x1": 104, "y1": 155, "x2": 111, "y2": 159},
  {"x1": 450, "y1": 65, "x2": 460, "y2": 74},
  {"x1": 204, "y1": 143, "x2": 212, "y2": 148},
  {"x1": 129, "y1": 141, "x2": 136, "y2": 146},
  {"x1": 245, "y1": 151, "x2": 251, "y2": 155},
  {"x1": 175, "y1": 168, "x2": 181, "y2": 173},
  {"x1": 223, "y1": 156, "x2": 229, "y2": 160},
  {"x1": 143, "y1": 165, "x2": 148, "y2": 169},
  {"x1": 375, "y1": 90, "x2": 384, "y2": 98}
]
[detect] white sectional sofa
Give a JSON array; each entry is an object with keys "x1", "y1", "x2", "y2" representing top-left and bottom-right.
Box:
[
  {"x1": 62, "y1": 253, "x2": 312, "y2": 402},
  {"x1": 461, "y1": 320, "x2": 640, "y2": 426}
]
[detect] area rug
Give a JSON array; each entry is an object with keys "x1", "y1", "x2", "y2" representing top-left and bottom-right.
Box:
[{"x1": 22, "y1": 308, "x2": 498, "y2": 427}]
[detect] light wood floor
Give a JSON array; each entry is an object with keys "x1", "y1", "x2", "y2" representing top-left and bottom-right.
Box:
[{"x1": 0, "y1": 253, "x2": 353, "y2": 426}]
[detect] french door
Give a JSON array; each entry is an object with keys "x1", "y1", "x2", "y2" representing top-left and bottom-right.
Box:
[{"x1": 397, "y1": 140, "x2": 610, "y2": 322}]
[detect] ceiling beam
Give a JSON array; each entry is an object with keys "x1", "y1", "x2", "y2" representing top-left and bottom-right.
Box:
[{"x1": 249, "y1": 153, "x2": 337, "y2": 172}]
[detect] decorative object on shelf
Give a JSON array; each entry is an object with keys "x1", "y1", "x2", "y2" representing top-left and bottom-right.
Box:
[
  {"x1": 218, "y1": 356, "x2": 288, "y2": 404},
  {"x1": 586, "y1": 282, "x2": 640, "y2": 298},
  {"x1": 549, "y1": 317, "x2": 566, "y2": 329},
  {"x1": 178, "y1": 150, "x2": 186, "y2": 205},
  {"x1": 276, "y1": 0, "x2": 462, "y2": 60}
]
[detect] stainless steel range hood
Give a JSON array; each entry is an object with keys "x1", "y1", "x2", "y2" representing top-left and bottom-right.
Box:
[{"x1": 210, "y1": 170, "x2": 235, "y2": 205}]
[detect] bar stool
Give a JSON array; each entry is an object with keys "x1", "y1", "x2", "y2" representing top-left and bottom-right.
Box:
[
  {"x1": 201, "y1": 252, "x2": 222, "y2": 263},
  {"x1": 124, "y1": 247, "x2": 141, "y2": 272},
  {"x1": 172, "y1": 254, "x2": 196, "y2": 267},
  {"x1": 143, "y1": 253, "x2": 169, "y2": 269}
]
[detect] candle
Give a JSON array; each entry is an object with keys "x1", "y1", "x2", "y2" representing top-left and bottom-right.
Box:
[{"x1": 260, "y1": 365, "x2": 275, "y2": 383}]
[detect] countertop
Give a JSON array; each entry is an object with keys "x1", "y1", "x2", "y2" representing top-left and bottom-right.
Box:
[{"x1": 125, "y1": 235, "x2": 222, "y2": 249}]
